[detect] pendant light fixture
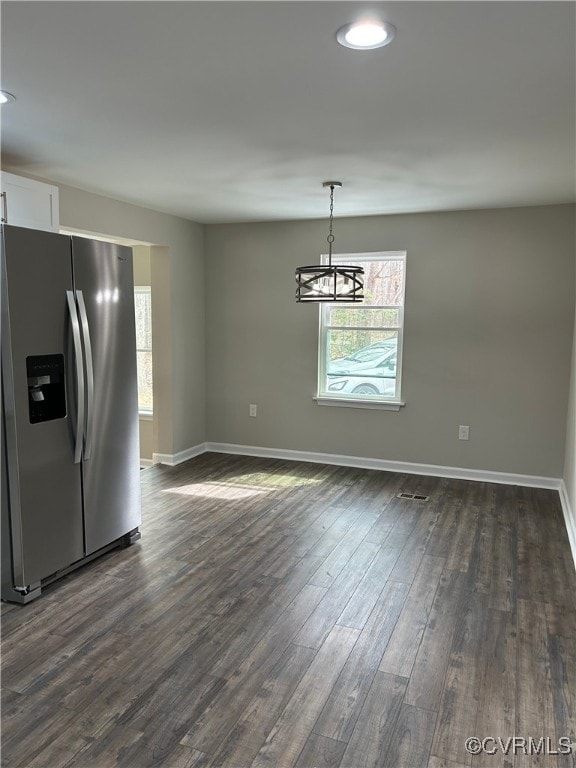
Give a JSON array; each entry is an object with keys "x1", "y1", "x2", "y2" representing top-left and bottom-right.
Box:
[{"x1": 295, "y1": 182, "x2": 364, "y2": 303}]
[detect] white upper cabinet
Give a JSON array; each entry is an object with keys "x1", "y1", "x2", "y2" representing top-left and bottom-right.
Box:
[{"x1": 1, "y1": 172, "x2": 60, "y2": 232}]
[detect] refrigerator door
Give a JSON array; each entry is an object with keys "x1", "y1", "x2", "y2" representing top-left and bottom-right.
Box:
[
  {"x1": 72, "y1": 237, "x2": 141, "y2": 554},
  {"x1": 1, "y1": 225, "x2": 84, "y2": 588}
]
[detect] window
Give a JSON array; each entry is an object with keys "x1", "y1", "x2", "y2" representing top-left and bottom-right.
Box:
[
  {"x1": 317, "y1": 252, "x2": 406, "y2": 408},
  {"x1": 134, "y1": 286, "x2": 153, "y2": 414}
]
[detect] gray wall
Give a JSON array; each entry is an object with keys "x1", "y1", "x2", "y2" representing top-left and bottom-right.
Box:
[
  {"x1": 205, "y1": 204, "x2": 575, "y2": 478},
  {"x1": 133, "y1": 245, "x2": 152, "y2": 285}
]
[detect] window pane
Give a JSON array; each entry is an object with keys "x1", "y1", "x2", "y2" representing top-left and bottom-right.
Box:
[
  {"x1": 134, "y1": 291, "x2": 152, "y2": 350},
  {"x1": 134, "y1": 288, "x2": 153, "y2": 412},
  {"x1": 322, "y1": 331, "x2": 398, "y2": 398},
  {"x1": 327, "y1": 330, "x2": 398, "y2": 366},
  {"x1": 336, "y1": 259, "x2": 405, "y2": 306},
  {"x1": 327, "y1": 307, "x2": 400, "y2": 328},
  {"x1": 137, "y1": 350, "x2": 153, "y2": 410}
]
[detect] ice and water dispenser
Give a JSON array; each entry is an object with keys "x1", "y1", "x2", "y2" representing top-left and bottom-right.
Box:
[{"x1": 26, "y1": 354, "x2": 66, "y2": 423}]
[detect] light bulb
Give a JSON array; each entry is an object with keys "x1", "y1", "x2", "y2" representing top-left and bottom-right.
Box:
[{"x1": 346, "y1": 23, "x2": 387, "y2": 47}]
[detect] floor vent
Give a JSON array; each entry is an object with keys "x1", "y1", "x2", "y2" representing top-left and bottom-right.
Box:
[{"x1": 397, "y1": 492, "x2": 430, "y2": 501}]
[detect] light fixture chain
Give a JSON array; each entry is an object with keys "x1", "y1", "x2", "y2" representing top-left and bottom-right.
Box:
[{"x1": 327, "y1": 184, "x2": 335, "y2": 264}]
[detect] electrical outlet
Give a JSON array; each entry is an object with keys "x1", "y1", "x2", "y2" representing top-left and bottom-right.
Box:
[
  {"x1": 458, "y1": 425, "x2": 470, "y2": 441},
  {"x1": 249, "y1": 404, "x2": 257, "y2": 417}
]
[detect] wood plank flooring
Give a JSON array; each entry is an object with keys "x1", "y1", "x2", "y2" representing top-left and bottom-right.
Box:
[{"x1": 2, "y1": 453, "x2": 576, "y2": 768}]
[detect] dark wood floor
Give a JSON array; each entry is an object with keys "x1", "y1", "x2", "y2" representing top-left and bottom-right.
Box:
[{"x1": 2, "y1": 453, "x2": 576, "y2": 768}]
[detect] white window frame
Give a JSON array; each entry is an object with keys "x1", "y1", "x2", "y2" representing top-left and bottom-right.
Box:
[
  {"x1": 134, "y1": 285, "x2": 153, "y2": 417},
  {"x1": 315, "y1": 251, "x2": 406, "y2": 411}
]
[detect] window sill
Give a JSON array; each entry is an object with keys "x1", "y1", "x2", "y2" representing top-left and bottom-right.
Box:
[
  {"x1": 314, "y1": 397, "x2": 405, "y2": 411},
  {"x1": 139, "y1": 411, "x2": 153, "y2": 421}
]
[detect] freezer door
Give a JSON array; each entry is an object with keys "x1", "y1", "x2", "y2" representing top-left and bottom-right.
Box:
[
  {"x1": 72, "y1": 238, "x2": 141, "y2": 554},
  {"x1": 1, "y1": 225, "x2": 84, "y2": 588}
]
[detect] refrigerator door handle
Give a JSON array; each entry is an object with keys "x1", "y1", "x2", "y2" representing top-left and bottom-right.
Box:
[
  {"x1": 66, "y1": 290, "x2": 85, "y2": 464},
  {"x1": 76, "y1": 290, "x2": 94, "y2": 461}
]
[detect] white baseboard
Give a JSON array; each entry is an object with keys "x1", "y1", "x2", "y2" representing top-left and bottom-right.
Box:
[
  {"x1": 205, "y1": 441, "x2": 562, "y2": 490},
  {"x1": 153, "y1": 442, "x2": 207, "y2": 467},
  {"x1": 559, "y1": 481, "x2": 576, "y2": 570},
  {"x1": 140, "y1": 458, "x2": 154, "y2": 468}
]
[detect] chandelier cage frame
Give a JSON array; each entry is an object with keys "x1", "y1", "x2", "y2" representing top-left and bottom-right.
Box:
[{"x1": 295, "y1": 182, "x2": 364, "y2": 303}]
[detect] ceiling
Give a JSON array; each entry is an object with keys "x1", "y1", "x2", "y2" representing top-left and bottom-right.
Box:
[{"x1": 1, "y1": 1, "x2": 575, "y2": 223}]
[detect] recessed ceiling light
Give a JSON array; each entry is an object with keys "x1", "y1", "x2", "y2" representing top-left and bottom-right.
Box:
[
  {"x1": 0, "y1": 91, "x2": 16, "y2": 104},
  {"x1": 336, "y1": 20, "x2": 396, "y2": 50}
]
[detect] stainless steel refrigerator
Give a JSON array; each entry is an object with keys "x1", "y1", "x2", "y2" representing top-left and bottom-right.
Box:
[{"x1": 1, "y1": 224, "x2": 141, "y2": 603}]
